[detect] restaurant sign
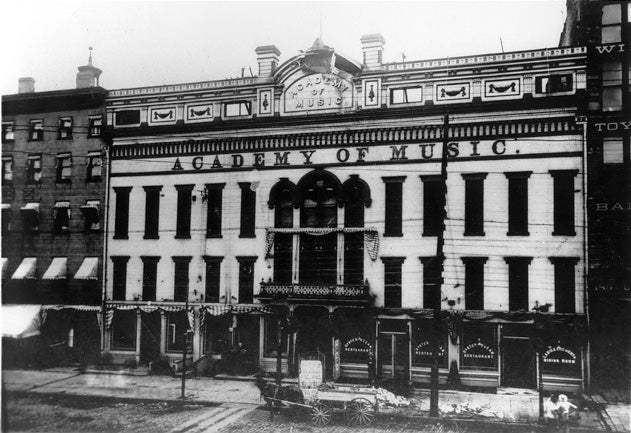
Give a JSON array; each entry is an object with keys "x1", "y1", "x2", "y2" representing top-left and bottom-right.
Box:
[{"x1": 284, "y1": 73, "x2": 353, "y2": 113}]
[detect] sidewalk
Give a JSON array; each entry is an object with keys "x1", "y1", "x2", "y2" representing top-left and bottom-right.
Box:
[{"x1": 2, "y1": 368, "x2": 629, "y2": 432}]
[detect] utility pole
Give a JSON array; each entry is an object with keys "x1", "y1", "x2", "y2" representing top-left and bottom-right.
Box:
[
  {"x1": 430, "y1": 114, "x2": 450, "y2": 417},
  {"x1": 181, "y1": 297, "x2": 189, "y2": 399}
]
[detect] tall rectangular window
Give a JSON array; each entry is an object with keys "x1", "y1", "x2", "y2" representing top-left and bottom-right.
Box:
[
  {"x1": 601, "y1": 3, "x2": 622, "y2": 43},
  {"x1": 505, "y1": 171, "x2": 531, "y2": 236},
  {"x1": 175, "y1": 184, "x2": 194, "y2": 239},
  {"x1": 550, "y1": 170, "x2": 578, "y2": 236},
  {"x1": 2, "y1": 122, "x2": 14, "y2": 142},
  {"x1": 462, "y1": 173, "x2": 487, "y2": 236},
  {"x1": 237, "y1": 257, "x2": 256, "y2": 304},
  {"x1": 462, "y1": 257, "x2": 487, "y2": 310},
  {"x1": 86, "y1": 152, "x2": 102, "y2": 182},
  {"x1": 88, "y1": 116, "x2": 103, "y2": 137},
  {"x1": 505, "y1": 257, "x2": 532, "y2": 311},
  {"x1": 603, "y1": 138, "x2": 624, "y2": 164},
  {"x1": 550, "y1": 257, "x2": 579, "y2": 313},
  {"x1": 2, "y1": 156, "x2": 13, "y2": 183},
  {"x1": 602, "y1": 61, "x2": 622, "y2": 111},
  {"x1": 58, "y1": 117, "x2": 73, "y2": 139},
  {"x1": 53, "y1": 201, "x2": 71, "y2": 233},
  {"x1": 143, "y1": 186, "x2": 162, "y2": 239},
  {"x1": 113, "y1": 187, "x2": 132, "y2": 239},
  {"x1": 382, "y1": 257, "x2": 405, "y2": 308},
  {"x1": 81, "y1": 200, "x2": 100, "y2": 232},
  {"x1": 111, "y1": 256, "x2": 130, "y2": 301},
  {"x1": 26, "y1": 154, "x2": 42, "y2": 184},
  {"x1": 56, "y1": 153, "x2": 72, "y2": 183},
  {"x1": 420, "y1": 175, "x2": 444, "y2": 236},
  {"x1": 205, "y1": 183, "x2": 225, "y2": 238},
  {"x1": 274, "y1": 234, "x2": 293, "y2": 284},
  {"x1": 173, "y1": 256, "x2": 191, "y2": 302},
  {"x1": 141, "y1": 256, "x2": 160, "y2": 301},
  {"x1": 238, "y1": 182, "x2": 256, "y2": 238},
  {"x1": 421, "y1": 257, "x2": 442, "y2": 309},
  {"x1": 203, "y1": 256, "x2": 223, "y2": 303},
  {"x1": 29, "y1": 120, "x2": 43, "y2": 141},
  {"x1": 344, "y1": 232, "x2": 364, "y2": 285},
  {"x1": 383, "y1": 177, "x2": 406, "y2": 237}
]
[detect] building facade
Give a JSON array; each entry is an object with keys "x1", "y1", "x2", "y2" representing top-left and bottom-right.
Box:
[
  {"x1": 1, "y1": 57, "x2": 107, "y2": 367},
  {"x1": 560, "y1": 0, "x2": 631, "y2": 394},
  {"x1": 103, "y1": 36, "x2": 588, "y2": 392}
]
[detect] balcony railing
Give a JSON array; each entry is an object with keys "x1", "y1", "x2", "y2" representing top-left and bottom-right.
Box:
[{"x1": 259, "y1": 282, "x2": 371, "y2": 304}]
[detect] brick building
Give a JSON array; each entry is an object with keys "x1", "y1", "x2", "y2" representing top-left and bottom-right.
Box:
[
  {"x1": 1, "y1": 54, "x2": 107, "y2": 367},
  {"x1": 102, "y1": 36, "x2": 589, "y2": 393},
  {"x1": 560, "y1": 0, "x2": 631, "y2": 395}
]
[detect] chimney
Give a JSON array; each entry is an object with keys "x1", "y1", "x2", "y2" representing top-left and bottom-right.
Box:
[
  {"x1": 18, "y1": 77, "x2": 35, "y2": 94},
  {"x1": 360, "y1": 34, "x2": 386, "y2": 69},
  {"x1": 76, "y1": 47, "x2": 103, "y2": 88},
  {"x1": 255, "y1": 45, "x2": 281, "y2": 77}
]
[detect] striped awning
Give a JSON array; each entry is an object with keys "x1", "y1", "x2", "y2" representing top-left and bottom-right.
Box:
[
  {"x1": 74, "y1": 257, "x2": 99, "y2": 280},
  {"x1": 1, "y1": 257, "x2": 7, "y2": 279},
  {"x1": 2, "y1": 305, "x2": 41, "y2": 338},
  {"x1": 42, "y1": 258, "x2": 67, "y2": 280},
  {"x1": 11, "y1": 257, "x2": 37, "y2": 280},
  {"x1": 203, "y1": 304, "x2": 232, "y2": 316}
]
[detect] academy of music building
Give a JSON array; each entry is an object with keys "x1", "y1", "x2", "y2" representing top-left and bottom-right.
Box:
[{"x1": 103, "y1": 35, "x2": 589, "y2": 392}]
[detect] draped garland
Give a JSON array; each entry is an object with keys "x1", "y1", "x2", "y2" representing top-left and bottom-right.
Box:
[{"x1": 265, "y1": 227, "x2": 380, "y2": 260}]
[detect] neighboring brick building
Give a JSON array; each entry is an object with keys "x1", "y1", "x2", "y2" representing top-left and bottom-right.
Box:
[
  {"x1": 1, "y1": 54, "x2": 108, "y2": 367},
  {"x1": 103, "y1": 36, "x2": 589, "y2": 393},
  {"x1": 560, "y1": 0, "x2": 631, "y2": 395}
]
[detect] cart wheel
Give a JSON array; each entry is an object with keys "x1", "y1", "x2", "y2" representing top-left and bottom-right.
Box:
[
  {"x1": 310, "y1": 402, "x2": 332, "y2": 427},
  {"x1": 347, "y1": 398, "x2": 375, "y2": 427}
]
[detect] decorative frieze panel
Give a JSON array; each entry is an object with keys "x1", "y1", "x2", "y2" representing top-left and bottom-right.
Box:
[
  {"x1": 257, "y1": 88, "x2": 274, "y2": 116},
  {"x1": 435, "y1": 82, "x2": 472, "y2": 103},
  {"x1": 185, "y1": 103, "x2": 214, "y2": 123},
  {"x1": 362, "y1": 79, "x2": 381, "y2": 108},
  {"x1": 148, "y1": 106, "x2": 177, "y2": 125},
  {"x1": 483, "y1": 78, "x2": 521, "y2": 100}
]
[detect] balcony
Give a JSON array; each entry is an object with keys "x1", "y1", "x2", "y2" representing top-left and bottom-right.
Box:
[{"x1": 258, "y1": 282, "x2": 372, "y2": 304}]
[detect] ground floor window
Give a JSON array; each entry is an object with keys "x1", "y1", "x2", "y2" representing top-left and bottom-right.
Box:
[
  {"x1": 460, "y1": 324, "x2": 497, "y2": 371},
  {"x1": 202, "y1": 314, "x2": 230, "y2": 355},
  {"x1": 166, "y1": 311, "x2": 188, "y2": 353},
  {"x1": 412, "y1": 319, "x2": 448, "y2": 368},
  {"x1": 111, "y1": 310, "x2": 136, "y2": 351},
  {"x1": 338, "y1": 310, "x2": 373, "y2": 364},
  {"x1": 542, "y1": 339, "x2": 582, "y2": 376},
  {"x1": 264, "y1": 317, "x2": 288, "y2": 358}
]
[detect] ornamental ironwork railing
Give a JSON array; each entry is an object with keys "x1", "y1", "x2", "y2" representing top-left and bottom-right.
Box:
[{"x1": 259, "y1": 283, "x2": 370, "y2": 301}]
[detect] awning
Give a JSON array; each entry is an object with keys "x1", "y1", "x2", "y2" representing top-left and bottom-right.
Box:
[
  {"x1": 1, "y1": 203, "x2": 10, "y2": 210},
  {"x1": 1, "y1": 257, "x2": 7, "y2": 279},
  {"x1": 2, "y1": 305, "x2": 42, "y2": 338},
  {"x1": 11, "y1": 257, "x2": 37, "y2": 280},
  {"x1": 74, "y1": 257, "x2": 99, "y2": 280},
  {"x1": 42, "y1": 258, "x2": 67, "y2": 280}
]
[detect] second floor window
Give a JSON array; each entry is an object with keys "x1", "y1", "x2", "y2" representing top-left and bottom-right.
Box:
[
  {"x1": 173, "y1": 257, "x2": 191, "y2": 302},
  {"x1": 383, "y1": 177, "x2": 405, "y2": 237},
  {"x1": 421, "y1": 175, "x2": 444, "y2": 236},
  {"x1": 205, "y1": 183, "x2": 225, "y2": 238},
  {"x1": 141, "y1": 257, "x2": 160, "y2": 301},
  {"x1": 29, "y1": 120, "x2": 43, "y2": 141},
  {"x1": 204, "y1": 256, "x2": 223, "y2": 303},
  {"x1": 175, "y1": 184, "x2": 194, "y2": 238},
  {"x1": 58, "y1": 117, "x2": 72, "y2": 139},
  {"x1": 551, "y1": 257, "x2": 579, "y2": 313},
  {"x1": 463, "y1": 173, "x2": 487, "y2": 236},
  {"x1": 421, "y1": 256, "x2": 442, "y2": 309},
  {"x1": 2, "y1": 156, "x2": 13, "y2": 182},
  {"x1": 143, "y1": 186, "x2": 162, "y2": 239},
  {"x1": 239, "y1": 182, "x2": 256, "y2": 238},
  {"x1": 2, "y1": 122, "x2": 14, "y2": 142},
  {"x1": 86, "y1": 152, "x2": 102, "y2": 182},
  {"x1": 463, "y1": 257, "x2": 487, "y2": 310},
  {"x1": 505, "y1": 257, "x2": 532, "y2": 311},
  {"x1": 26, "y1": 155, "x2": 42, "y2": 184},
  {"x1": 237, "y1": 257, "x2": 256, "y2": 304},
  {"x1": 111, "y1": 256, "x2": 130, "y2": 301},
  {"x1": 80, "y1": 200, "x2": 100, "y2": 231},
  {"x1": 382, "y1": 257, "x2": 405, "y2": 309},
  {"x1": 550, "y1": 170, "x2": 578, "y2": 236},
  {"x1": 56, "y1": 154, "x2": 72, "y2": 183},
  {"x1": 505, "y1": 171, "x2": 531, "y2": 236}
]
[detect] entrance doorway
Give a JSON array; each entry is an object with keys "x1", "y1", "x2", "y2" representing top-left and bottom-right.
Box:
[
  {"x1": 501, "y1": 337, "x2": 535, "y2": 388},
  {"x1": 140, "y1": 312, "x2": 161, "y2": 365},
  {"x1": 378, "y1": 332, "x2": 409, "y2": 380}
]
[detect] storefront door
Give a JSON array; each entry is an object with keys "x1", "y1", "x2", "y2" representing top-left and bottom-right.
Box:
[
  {"x1": 139, "y1": 312, "x2": 161, "y2": 365},
  {"x1": 378, "y1": 332, "x2": 408, "y2": 380},
  {"x1": 501, "y1": 337, "x2": 535, "y2": 388}
]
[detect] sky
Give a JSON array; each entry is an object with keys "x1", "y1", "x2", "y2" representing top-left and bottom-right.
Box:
[{"x1": 0, "y1": 0, "x2": 568, "y2": 95}]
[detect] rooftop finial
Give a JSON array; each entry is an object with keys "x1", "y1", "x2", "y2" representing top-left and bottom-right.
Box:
[{"x1": 88, "y1": 46, "x2": 93, "y2": 65}]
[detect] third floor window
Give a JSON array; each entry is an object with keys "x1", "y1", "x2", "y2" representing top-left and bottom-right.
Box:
[
  {"x1": 29, "y1": 120, "x2": 43, "y2": 141},
  {"x1": 58, "y1": 117, "x2": 72, "y2": 139}
]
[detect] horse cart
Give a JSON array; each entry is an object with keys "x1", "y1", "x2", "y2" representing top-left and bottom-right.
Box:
[{"x1": 256, "y1": 357, "x2": 380, "y2": 427}]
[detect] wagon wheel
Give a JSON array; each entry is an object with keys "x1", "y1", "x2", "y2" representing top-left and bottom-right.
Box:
[
  {"x1": 310, "y1": 402, "x2": 332, "y2": 427},
  {"x1": 347, "y1": 398, "x2": 375, "y2": 427}
]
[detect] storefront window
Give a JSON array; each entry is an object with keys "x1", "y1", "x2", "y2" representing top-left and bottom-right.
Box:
[
  {"x1": 203, "y1": 314, "x2": 230, "y2": 355},
  {"x1": 111, "y1": 310, "x2": 136, "y2": 351},
  {"x1": 542, "y1": 340, "x2": 582, "y2": 376},
  {"x1": 339, "y1": 311, "x2": 374, "y2": 364},
  {"x1": 166, "y1": 311, "x2": 188, "y2": 353},
  {"x1": 264, "y1": 318, "x2": 289, "y2": 358},
  {"x1": 460, "y1": 324, "x2": 497, "y2": 371},
  {"x1": 412, "y1": 320, "x2": 448, "y2": 368}
]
